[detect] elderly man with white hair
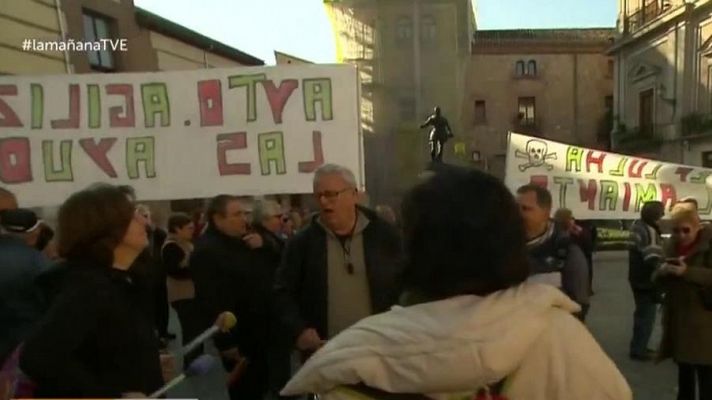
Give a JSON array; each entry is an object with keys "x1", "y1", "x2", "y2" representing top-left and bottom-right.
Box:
[
  {"x1": 273, "y1": 164, "x2": 404, "y2": 371},
  {"x1": 253, "y1": 200, "x2": 288, "y2": 242}
]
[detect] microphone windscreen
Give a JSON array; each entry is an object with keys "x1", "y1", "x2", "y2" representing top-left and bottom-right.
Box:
[
  {"x1": 185, "y1": 354, "x2": 216, "y2": 377},
  {"x1": 217, "y1": 311, "x2": 237, "y2": 332}
]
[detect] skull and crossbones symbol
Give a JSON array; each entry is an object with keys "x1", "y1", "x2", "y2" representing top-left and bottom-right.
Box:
[{"x1": 515, "y1": 139, "x2": 557, "y2": 171}]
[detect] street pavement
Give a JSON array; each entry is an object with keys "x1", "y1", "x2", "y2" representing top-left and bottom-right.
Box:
[
  {"x1": 588, "y1": 251, "x2": 677, "y2": 400},
  {"x1": 166, "y1": 250, "x2": 678, "y2": 399}
]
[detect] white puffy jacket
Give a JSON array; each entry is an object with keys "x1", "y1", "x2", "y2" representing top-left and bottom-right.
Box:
[{"x1": 282, "y1": 283, "x2": 631, "y2": 400}]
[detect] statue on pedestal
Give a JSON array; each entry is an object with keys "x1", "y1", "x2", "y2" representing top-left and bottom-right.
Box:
[{"x1": 419, "y1": 106, "x2": 453, "y2": 163}]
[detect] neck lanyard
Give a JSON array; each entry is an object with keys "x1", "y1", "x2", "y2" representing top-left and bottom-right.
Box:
[{"x1": 339, "y1": 216, "x2": 358, "y2": 275}]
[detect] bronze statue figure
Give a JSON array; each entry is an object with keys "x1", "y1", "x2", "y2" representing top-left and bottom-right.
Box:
[{"x1": 420, "y1": 106, "x2": 453, "y2": 163}]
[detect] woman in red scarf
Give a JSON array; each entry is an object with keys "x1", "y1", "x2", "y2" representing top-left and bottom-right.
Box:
[{"x1": 656, "y1": 206, "x2": 712, "y2": 400}]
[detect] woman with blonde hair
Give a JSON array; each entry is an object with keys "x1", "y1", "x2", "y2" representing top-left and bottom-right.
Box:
[{"x1": 656, "y1": 206, "x2": 712, "y2": 399}]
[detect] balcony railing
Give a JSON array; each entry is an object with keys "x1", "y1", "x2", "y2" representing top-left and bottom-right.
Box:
[
  {"x1": 624, "y1": 1, "x2": 673, "y2": 33},
  {"x1": 681, "y1": 112, "x2": 712, "y2": 138},
  {"x1": 512, "y1": 114, "x2": 541, "y2": 136},
  {"x1": 614, "y1": 125, "x2": 664, "y2": 150}
]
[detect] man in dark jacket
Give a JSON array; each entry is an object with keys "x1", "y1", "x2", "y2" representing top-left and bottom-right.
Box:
[
  {"x1": 252, "y1": 199, "x2": 287, "y2": 257},
  {"x1": 250, "y1": 200, "x2": 293, "y2": 397},
  {"x1": 273, "y1": 164, "x2": 404, "y2": 364},
  {"x1": 516, "y1": 185, "x2": 590, "y2": 321},
  {"x1": 0, "y1": 208, "x2": 48, "y2": 363},
  {"x1": 190, "y1": 194, "x2": 275, "y2": 400},
  {"x1": 628, "y1": 200, "x2": 665, "y2": 361},
  {"x1": 554, "y1": 208, "x2": 596, "y2": 294}
]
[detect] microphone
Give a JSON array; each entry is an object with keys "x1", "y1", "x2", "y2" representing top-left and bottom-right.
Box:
[
  {"x1": 180, "y1": 311, "x2": 237, "y2": 356},
  {"x1": 149, "y1": 354, "x2": 216, "y2": 398}
]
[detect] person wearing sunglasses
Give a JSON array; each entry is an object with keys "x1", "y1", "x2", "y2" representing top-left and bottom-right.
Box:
[{"x1": 655, "y1": 205, "x2": 712, "y2": 400}]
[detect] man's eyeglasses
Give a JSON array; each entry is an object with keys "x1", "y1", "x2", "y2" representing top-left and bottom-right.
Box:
[{"x1": 314, "y1": 188, "x2": 352, "y2": 201}]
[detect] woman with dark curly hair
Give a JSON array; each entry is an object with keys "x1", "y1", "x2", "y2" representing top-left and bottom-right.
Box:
[
  {"x1": 281, "y1": 165, "x2": 631, "y2": 400},
  {"x1": 19, "y1": 184, "x2": 165, "y2": 398}
]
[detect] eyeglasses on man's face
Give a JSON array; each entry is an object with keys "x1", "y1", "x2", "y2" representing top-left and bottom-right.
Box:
[{"x1": 314, "y1": 188, "x2": 353, "y2": 201}]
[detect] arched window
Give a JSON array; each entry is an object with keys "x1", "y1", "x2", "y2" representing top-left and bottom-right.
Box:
[
  {"x1": 396, "y1": 17, "x2": 412, "y2": 42},
  {"x1": 421, "y1": 16, "x2": 437, "y2": 43},
  {"x1": 515, "y1": 60, "x2": 525, "y2": 76},
  {"x1": 527, "y1": 60, "x2": 537, "y2": 76}
]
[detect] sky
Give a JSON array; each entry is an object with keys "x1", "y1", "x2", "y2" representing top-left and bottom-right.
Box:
[{"x1": 134, "y1": 0, "x2": 618, "y2": 65}]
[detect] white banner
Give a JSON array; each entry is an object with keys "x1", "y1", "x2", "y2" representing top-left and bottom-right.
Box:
[
  {"x1": 0, "y1": 65, "x2": 361, "y2": 207},
  {"x1": 505, "y1": 132, "x2": 712, "y2": 219}
]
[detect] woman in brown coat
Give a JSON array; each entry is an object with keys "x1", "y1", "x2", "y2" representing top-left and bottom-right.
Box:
[{"x1": 657, "y1": 206, "x2": 712, "y2": 400}]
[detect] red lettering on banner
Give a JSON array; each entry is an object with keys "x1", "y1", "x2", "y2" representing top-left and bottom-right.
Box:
[
  {"x1": 578, "y1": 179, "x2": 598, "y2": 210},
  {"x1": 660, "y1": 184, "x2": 678, "y2": 210},
  {"x1": 586, "y1": 151, "x2": 606, "y2": 173},
  {"x1": 262, "y1": 79, "x2": 299, "y2": 124},
  {"x1": 198, "y1": 80, "x2": 223, "y2": 127},
  {"x1": 298, "y1": 131, "x2": 325, "y2": 173},
  {"x1": 0, "y1": 138, "x2": 31, "y2": 183},
  {"x1": 675, "y1": 167, "x2": 694, "y2": 183},
  {"x1": 623, "y1": 182, "x2": 632, "y2": 212},
  {"x1": 51, "y1": 84, "x2": 80, "y2": 129},
  {"x1": 529, "y1": 175, "x2": 548, "y2": 188},
  {"x1": 79, "y1": 138, "x2": 118, "y2": 177},
  {"x1": 106, "y1": 84, "x2": 135, "y2": 127},
  {"x1": 628, "y1": 159, "x2": 648, "y2": 178},
  {"x1": 0, "y1": 85, "x2": 23, "y2": 127},
  {"x1": 217, "y1": 132, "x2": 250, "y2": 175}
]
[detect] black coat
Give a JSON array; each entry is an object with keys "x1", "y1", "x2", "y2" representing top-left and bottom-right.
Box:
[
  {"x1": 253, "y1": 225, "x2": 286, "y2": 265},
  {"x1": 19, "y1": 262, "x2": 164, "y2": 398},
  {"x1": 273, "y1": 207, "x2": 404, "y2": 344},
  {"x1": 190, "y1": 227, "x2": 277, "y2": 357},
  {"x1": 0, "y1": 236, "x2": 49, "y2": 363},
  {"x1": 629, "y1": 219, "x2": 664, "y2": 291}
]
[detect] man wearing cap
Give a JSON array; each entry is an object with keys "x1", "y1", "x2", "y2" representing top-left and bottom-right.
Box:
[{"x1": 0, "y1": 208, "x2": 50, "y2": 363}]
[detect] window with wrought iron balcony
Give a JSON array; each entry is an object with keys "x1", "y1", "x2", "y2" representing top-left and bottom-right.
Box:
[
  {"x1": 623, "y1": 0, "x2": 675, "y2": 34},
  {"x1": 513, "y1": 96, "x2": 542, "y2": 136}
]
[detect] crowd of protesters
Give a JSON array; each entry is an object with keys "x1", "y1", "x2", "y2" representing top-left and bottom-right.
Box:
[{"x1": 1, "y1": 161, "x2": 710, "y2": 399}]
